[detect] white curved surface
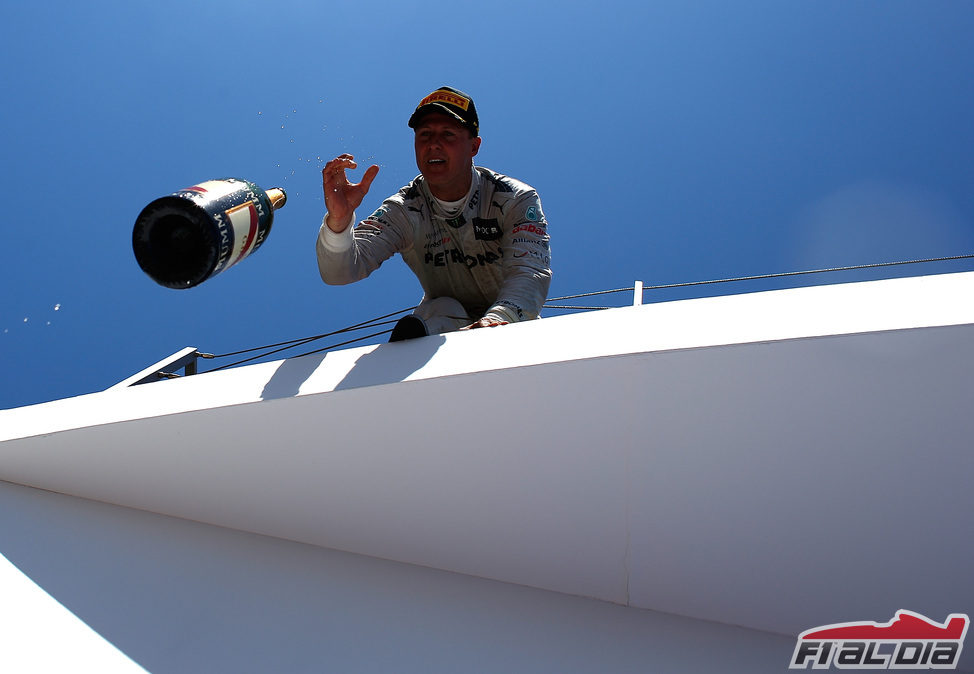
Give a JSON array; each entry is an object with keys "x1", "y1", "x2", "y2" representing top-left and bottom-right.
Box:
[
  {"x1": 1, "y1": 271, "x2": 973, "y2": 653},
  {"x1": 0, "y1": 549, "x2": 147, "y2": 674},
  {"x1": 0, "y1": 481, "x2": 797, "y2": 673}
]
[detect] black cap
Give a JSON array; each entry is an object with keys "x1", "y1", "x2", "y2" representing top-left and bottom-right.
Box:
[{"x1": 407, "y1": 86, "x2": 479, "y2": 136}]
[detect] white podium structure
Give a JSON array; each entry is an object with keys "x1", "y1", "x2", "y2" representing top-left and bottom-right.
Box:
[{"x1": 2, "y1": 271, "x2": 973, "y2": 673}]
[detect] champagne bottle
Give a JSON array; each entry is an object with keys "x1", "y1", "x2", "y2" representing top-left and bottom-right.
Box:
[{"x1": 132, "y1": 178, "x2": 286, "y2": 289}]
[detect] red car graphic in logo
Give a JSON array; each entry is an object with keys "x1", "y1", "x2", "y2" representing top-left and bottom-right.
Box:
[{"x1": 790, "y1": 610, "x2": 969, "y2": 670}]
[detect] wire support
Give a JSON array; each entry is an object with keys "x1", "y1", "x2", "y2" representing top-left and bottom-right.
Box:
[
  {"x1": 542, "y1": 305, "x2": 611, "y2": 311},
  {"x1": 638, "y1": 253, "x2": 974, "y2": 293},
  {"x1": 547, "y1": 288, "x2": 632, "y2": 302},
  {"x1": 288, "y1": 328, "x2": 394, "y2": 359},
  {"x1": 192, "y1": 252, "x2": 972, "y2": 376},
  {"x1": 547, "y1": 253, "x2": 974, "y2": 303},
  {"x1": 201, "y1": 307, "x2": 413, "y2": 373}
]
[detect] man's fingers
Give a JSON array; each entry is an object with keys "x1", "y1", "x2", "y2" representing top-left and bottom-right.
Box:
[
  {"x1": 322, "y1": 156, "x2": 377, "y2": 221},
  {"x1": 360, "y1": 164, "x2": 380, "y2": 191},
  {"x1": 322, "y1": 156, "x2": 377, "y2": 187},
  {"x1": 323, "y1": 156, "x2": 357, "y2": 181},
  {"x1": 461, "y1": 317, "x2": 509, "y2": 330}
]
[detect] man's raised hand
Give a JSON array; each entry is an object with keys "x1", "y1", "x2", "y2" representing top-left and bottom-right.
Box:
[{"x1": 322, "y1": 154, "x2": 380, "y2": 232}]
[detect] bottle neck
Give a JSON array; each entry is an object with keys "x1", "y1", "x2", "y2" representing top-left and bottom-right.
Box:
[{"x1": 266, "y1": 187, "x2": 287, "y2": 210}]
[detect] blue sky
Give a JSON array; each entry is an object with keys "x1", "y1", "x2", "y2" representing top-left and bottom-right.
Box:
[{"x1": 2, "y1": 1, "x2": 973, "y2": 410}]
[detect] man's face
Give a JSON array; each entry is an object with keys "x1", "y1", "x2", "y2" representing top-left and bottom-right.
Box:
[{"x1": 413, "y1": 112, "x2": 482, "y2": 200}]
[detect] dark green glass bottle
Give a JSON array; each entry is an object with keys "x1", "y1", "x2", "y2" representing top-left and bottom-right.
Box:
[{"x1": 132, "y1": 178, "x2": 286, "y2": 289}]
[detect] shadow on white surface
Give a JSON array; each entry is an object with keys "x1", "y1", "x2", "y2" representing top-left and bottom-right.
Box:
[{"x1": 0, "y1": 481, "x2": 795, "y2": 674}]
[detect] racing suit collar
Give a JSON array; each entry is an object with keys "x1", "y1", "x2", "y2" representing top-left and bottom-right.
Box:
[{"x1": 425, "y1": 165, "x2": 480, "y2": 217}]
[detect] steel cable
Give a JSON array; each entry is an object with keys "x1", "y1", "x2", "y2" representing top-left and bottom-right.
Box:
[
  {"x1": 544, "y1": 253, "x2": 974, "y2": 307},
  {"x1": 196, "y1": 253, "x2": 974, "y2": 371}
]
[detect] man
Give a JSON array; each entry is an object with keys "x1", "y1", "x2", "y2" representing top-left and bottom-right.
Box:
[{"x1": 317, "y1": 86, "x2": 551, "y2": 340}]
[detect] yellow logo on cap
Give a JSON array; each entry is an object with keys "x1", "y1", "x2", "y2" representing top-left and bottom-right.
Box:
[{"x1": 418, "y1": 90, "x2": 470, "y2": 111}]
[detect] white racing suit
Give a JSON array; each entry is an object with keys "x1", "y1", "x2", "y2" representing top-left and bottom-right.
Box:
[{"x1": 317, "y1": 166, "x2": 552, "y2": 331}]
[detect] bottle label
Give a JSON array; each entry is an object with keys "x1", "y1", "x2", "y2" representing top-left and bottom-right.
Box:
[
  {"x1": 222, "y1": 200, "x2": 260, "y2": 270},
  {"x1": 173, "y1": 178, "x2": 273, "y2": 277}
]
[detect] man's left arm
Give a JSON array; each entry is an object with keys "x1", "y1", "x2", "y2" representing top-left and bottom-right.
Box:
[{"x1": 478, "y1": 191, "x2": 552, "y2": 326}]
